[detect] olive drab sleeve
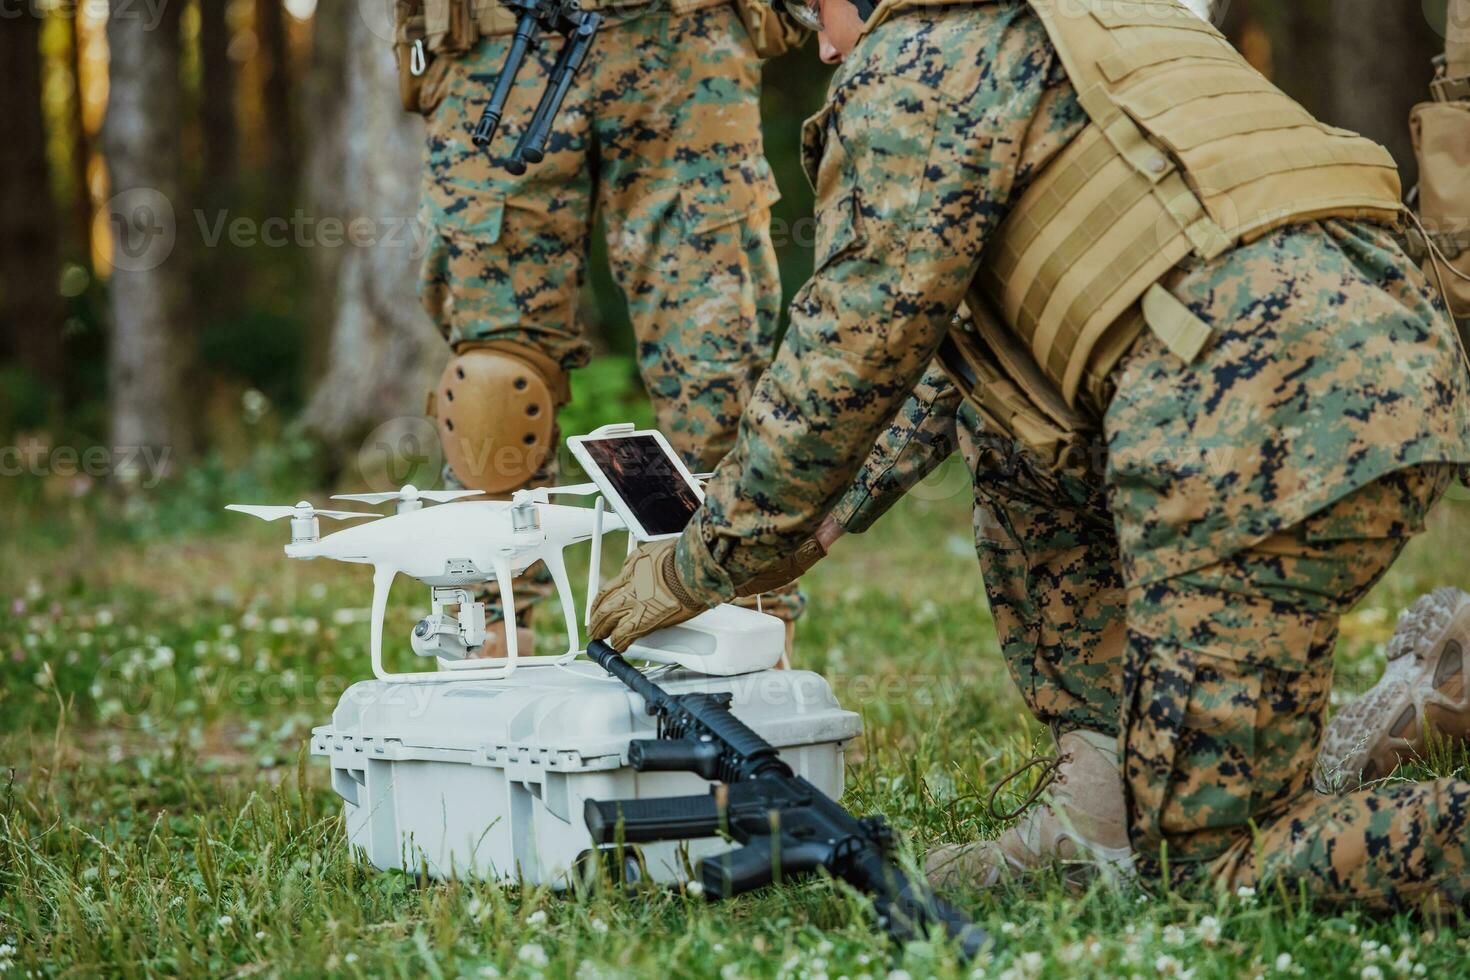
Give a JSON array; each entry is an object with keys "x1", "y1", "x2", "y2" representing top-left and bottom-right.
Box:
[{"x1": 674, "y1": 5, "x2": 1086, "y2": 594}]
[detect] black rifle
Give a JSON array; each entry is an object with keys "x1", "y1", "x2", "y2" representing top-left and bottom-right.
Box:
[
  {"x1": 473, "y1": 0, "x2": 602, "y2": 174},
  {"x1": 583, "y1": 640, "x2": 989, "y2": 960}
]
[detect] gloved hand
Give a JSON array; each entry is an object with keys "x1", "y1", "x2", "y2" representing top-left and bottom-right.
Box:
[
  {"x1": 588, "y1": 538, "x2": 716, "y2": 651},
  {"x1": 733, "y1": 533, "x2": 830, "y2": 598}
]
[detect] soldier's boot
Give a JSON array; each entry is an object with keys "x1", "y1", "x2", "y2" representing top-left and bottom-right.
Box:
[
  {"x1": 1315, "y1": 588, "x2": 1470, "y2": 792},
  {"x1": 924, "y1": 729, "x2": 1133, "y2": 890}
]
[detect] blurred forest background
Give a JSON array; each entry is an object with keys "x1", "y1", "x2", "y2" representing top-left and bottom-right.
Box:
[{"x1": 0, "y1": 0, "x2": 1459, "y2": 512}]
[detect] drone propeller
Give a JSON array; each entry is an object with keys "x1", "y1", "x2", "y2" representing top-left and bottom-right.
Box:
[
  {"x1": 225, "y1": 502, "x2": 378, "y2": 522},
  {"x1": 512, "y1": 483, "x2": 602, "y2": 505},
  {"x1": 331, "y1": 484, "x2": 485, "y2": 507}
]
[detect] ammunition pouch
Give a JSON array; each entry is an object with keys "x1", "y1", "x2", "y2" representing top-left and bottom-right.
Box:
[
  {"x1": 1412, "y1": 71, "x2": 1470, "y2": 320},
  {"x1": 431, "y1": 343, "x2": 570, "y2": 495}
]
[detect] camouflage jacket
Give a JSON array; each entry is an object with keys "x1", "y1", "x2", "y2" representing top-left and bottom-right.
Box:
[{"x1": 675, "y1": 0, "x2": 1470, "y2": 596}]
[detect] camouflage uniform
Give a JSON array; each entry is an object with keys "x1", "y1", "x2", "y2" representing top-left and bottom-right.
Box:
[
  {"x1": 672, "y1": 1, "x2": 1470, "y2": 907},
  {"x1": 417, "y1": 3, "x2": 802, "y2": 619}
]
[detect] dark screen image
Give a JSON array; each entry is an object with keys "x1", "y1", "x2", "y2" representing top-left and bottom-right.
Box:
[{"x1": 583, "y1": 436, "x2": 702, "y2": 537}]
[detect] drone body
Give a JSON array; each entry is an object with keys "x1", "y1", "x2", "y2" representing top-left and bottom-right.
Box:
[{"x1": 230, "y1": 485, "x2": 624, "y2": 681}]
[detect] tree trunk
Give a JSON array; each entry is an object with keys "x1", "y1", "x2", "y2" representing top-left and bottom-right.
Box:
[
  {"x1": 255, "y1": 0, "x2": 297, "y2": 188},
  {"x1": 200, "y1": 0, "x2": 237, "y2": 190},
  {"x1": 299, "y1": 6, "x2": 441, "y2": 476},
  {"x1": 0, "y1": 8, "x2": 65, "y2": 404},
  {"x1": 1328, "y1": 0, "x2": 1441, "y2": 187},
  {"x1": 102, "y1": 0, "x2": 191, "y2": 477},
  {"x1": 68, "y1": 11, "x2": 94, "y2": 265}
]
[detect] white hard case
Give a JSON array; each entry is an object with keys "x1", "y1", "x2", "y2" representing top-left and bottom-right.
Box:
[{"x1": 312, "y1": 665, "x2": 862, "y2": 886}]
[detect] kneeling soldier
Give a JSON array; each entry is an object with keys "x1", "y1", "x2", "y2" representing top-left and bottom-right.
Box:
[{"x1": 589, "y1": 0, "x2": 1470, "y2": 908}]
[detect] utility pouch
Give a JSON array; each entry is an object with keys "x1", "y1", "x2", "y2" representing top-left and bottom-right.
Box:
[
  {"x1": 1411, "y1": 76, "x2": 1470, "y2": 320},
  {"x1": 393, "y1": 0, "x2": 457, "y2": 114},
  {"x1": 428, "y1": 0, "x2": 482, "y2": 54},
  {"x1": 733, "y1": 0, "x2": 807, "y2": 59},
  {"x1": 938, "y1": 295, "x2": 1097, "y2": 470}
]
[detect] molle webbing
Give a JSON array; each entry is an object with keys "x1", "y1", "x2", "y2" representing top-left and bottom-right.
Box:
[{"x1": 980, "y1": 0, "x2": 1405, "y2": 409}]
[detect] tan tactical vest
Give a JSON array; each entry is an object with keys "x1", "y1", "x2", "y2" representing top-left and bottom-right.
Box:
[{"x1": 861, "y1": 0, "x2": 1407, "y2": 458}]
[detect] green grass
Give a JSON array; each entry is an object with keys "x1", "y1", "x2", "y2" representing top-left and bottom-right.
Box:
[{"x1": 2, "y1": 466, "x2": 1469, "y2": 977}]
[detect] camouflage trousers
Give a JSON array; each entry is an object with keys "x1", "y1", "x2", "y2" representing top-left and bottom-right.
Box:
[
  {"x1": 419, "y1": 4, "x2": 801, "y2": 621},
  {"x1": 948, "y1": 221, "x2": 1470, "y2": 909},
  {"x1": 961, "y1": 416, "x2": 1470, "y2": 907}
]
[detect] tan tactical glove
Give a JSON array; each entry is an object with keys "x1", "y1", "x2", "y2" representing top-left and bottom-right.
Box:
[
  {"x1": 733, "y1": 536, "x2": 829, "y2": 598},
  {"x1": 588, "y1": 539, "x2": 714, "y2": 651}
]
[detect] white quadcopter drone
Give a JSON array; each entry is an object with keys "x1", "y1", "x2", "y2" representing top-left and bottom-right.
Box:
[{"x1": 228, "y1": 426, "x2": 786, "y2": 682}]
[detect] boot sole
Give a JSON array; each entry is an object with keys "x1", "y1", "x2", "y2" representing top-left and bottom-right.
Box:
[{"x1": 1316, "y1": 592, "x2": 1470, "y2": 791}]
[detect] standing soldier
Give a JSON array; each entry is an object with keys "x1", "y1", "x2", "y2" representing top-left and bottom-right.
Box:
[
  {"x1": 390, "y1": 0, "x2": 806, "y2": 655},
  {"x1": 588, "y1": 0, "x2": 1470, "y2": 907}
]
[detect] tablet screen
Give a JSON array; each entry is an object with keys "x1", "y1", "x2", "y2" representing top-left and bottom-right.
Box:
[{"x1": 579, "y1": 435, "x2": 702, "y2": 537}]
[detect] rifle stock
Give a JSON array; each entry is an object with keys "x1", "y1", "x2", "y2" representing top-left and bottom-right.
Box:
[{"x1": 584, "y1": 640, "x2": 990, "y2": 960}]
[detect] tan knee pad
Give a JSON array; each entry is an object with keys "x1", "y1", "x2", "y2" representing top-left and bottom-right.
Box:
[{"x1": 433, "y1": 343, "x2": 569, "y2": 494}]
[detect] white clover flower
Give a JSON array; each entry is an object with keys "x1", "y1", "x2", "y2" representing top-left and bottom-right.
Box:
[
  {"x1": 1163, "y1": 925, "x2": 1186, "y2": 947},
  {"x1": 255, "y1": 931, "x2": 266, "y2": 940},
  {"x1": 1274, "y1": 953, "x2": 1292, "y2": 972},
  {"x1": 344, "y1": 953, "x2": 359, "y2": 965},
  {"x1": 1196, "y1": 916, "x2": 1221, "y2": 947},
  {"x1": 0, "y1": 944, "x2": 14, "y2": 958},
  {"x1": 589, "y1": 918, "x2": 608, "y2": 935},
  {"x1": 169, "y1": 895, "x2": 184, "y2": 908},
  {"x1": 96, "y1": 608, "x2": 115, "y2": 626},
  {"x1": 685, "y1": 879, "x2": 705, "y2": 898},
  {"x1": 1019, "y1": 951, "x2": 1043, "y2": 974},
  {"x1": 1236, "y1": 886, "x2": 1256, "y2": 901},
  {"x1": 1000, "y1": 921, "x2": 1019, "y2": 936},
  {"x1": 1360, "y1": 967, "x2": 1383, "y2": 980},
  {"x1": 1155, "y1": 953, "x2": 1189, "y2": 976},
  {"x1": 518, "y1": 944, "x2": 548, "y2": 968},
  {"x1": 886, "y1": 971, "x2": 912, "y2": 980},
  {"x1": 526, "y1": 909, "x2": 548, "y2": 928},
  {"x1": 217, "y1": 915, "x2": 233, "y2": 927},
  {"x1": 467, "y1": 897, "x2": 487, "y2": 921},
  {"x1": 478, "y1": 967, "x2": 501, "y2": 979}
]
